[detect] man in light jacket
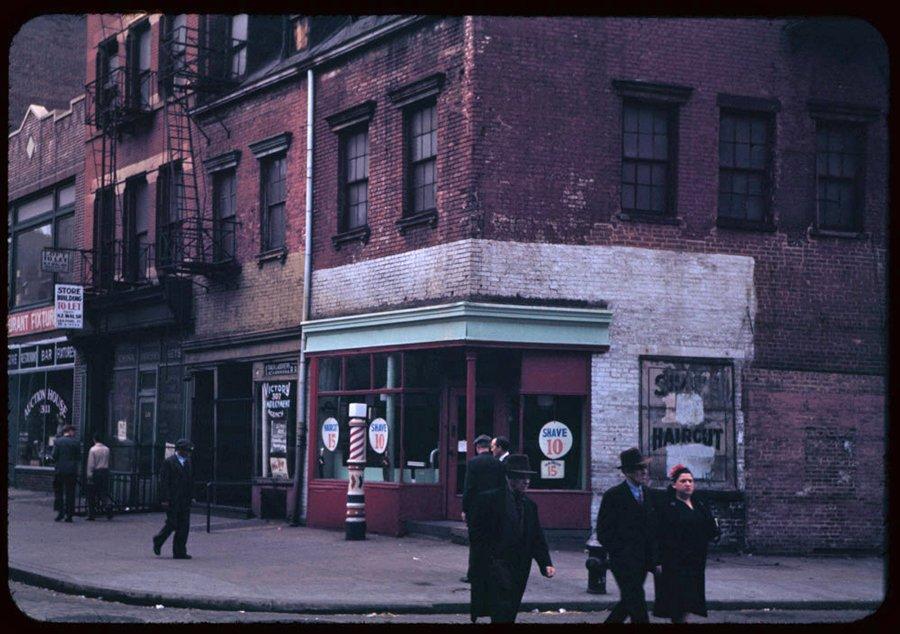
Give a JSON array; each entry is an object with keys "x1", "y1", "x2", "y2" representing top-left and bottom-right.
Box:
[{"x1": 86, "y1": 433, "x2": 113, "y2": 520}]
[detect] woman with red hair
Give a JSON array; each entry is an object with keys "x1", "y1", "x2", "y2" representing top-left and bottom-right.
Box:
[{"x1": 653, "y1": 464, "x2": 720, "y2": 623}]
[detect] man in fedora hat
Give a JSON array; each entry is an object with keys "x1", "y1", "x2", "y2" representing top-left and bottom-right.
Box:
[
  {"x1": 52, "y1": 425, "x2": 80, "y2": 522},
  {"x1": 596, "y1": 447, "x2": 660, "y2": 623},
  {"x1": 469, "y1": 453, "x2": 554, "y2": 623},
  {"x1": 460, "y1": 433, "x2": 505, "y2": 583},
  {"x1": 153, "y1": 438, "x2": 195, "y2": 559}
]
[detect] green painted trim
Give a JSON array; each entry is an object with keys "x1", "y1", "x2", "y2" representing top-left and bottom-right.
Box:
[{"x1": 302, "y1": 302, "x2": 611, "y2": 353}]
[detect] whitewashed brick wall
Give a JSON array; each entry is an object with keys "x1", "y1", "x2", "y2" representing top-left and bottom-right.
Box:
[{"x1": 313, "y1": 239, "x2": 756, "y2": 525}]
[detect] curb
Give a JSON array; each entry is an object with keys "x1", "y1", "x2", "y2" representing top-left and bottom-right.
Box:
[{"x1": 9, "y1": 566, "x2": 882, "y2": 615}]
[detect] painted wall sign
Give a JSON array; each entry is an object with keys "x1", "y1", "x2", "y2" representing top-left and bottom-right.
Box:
[
  {"x1": 23, "y1": 387, "x2": 69, "y2": 420},
  {"x1": 264, "y1": 360, "x2": 298, "y2": 377},
  {"x1": 8, "y1": 341, "x2": 75, "y2": 372},
  {"x1": 54, "y1": 343, "x2": 75, "y2": 365},
  {"x1": 321, "y1": 417, "x2": 340, "y2": 452},
  {"x1": 41, "y1": 247, "x2": 72, "y2": 273},
  {"x1": 641, "y1": 358, "x2": 734, "y2": 484},
  {"x1": 368, "y1": 417, "x2": 388, "y2": 454},
  {"x1": 38, "y1": 343, "x2": 55, "y2": 367},
  {"x1": 54, "y1": 284, "x2": 83, "y2": 329},
  {"x1": 539, "y1": 420, "x2": 573, "y2": 459},
  {"x1": 8, "y1": 306, "x2": 56, "y2": 337},
  {"x1": 541, "y1": 459, "x2": 565, "y2": 479},
  {"x1": 8, "y1": 348, "x2": 20, "y2": 371},
  {"x1": 19, "y1": 346, "x2": 38, "y2": 369}
]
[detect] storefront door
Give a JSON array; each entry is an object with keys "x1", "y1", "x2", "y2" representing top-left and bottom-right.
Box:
[{"x1": 445, "y1": 388, "x2": 498, "y2": 520}]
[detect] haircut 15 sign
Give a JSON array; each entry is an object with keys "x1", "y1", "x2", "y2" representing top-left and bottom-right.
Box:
[{"x1": 321, "y1": 417, "x2": 340, "y2": 452}]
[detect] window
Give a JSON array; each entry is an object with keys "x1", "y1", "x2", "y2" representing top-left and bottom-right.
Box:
[
  {"x1": 160, "y1": 14, "x2": 188, "y2": 96},
  {"x1": 9, "y1": 182, "x2": 76, "y2": 308},
  {"x1": 123, "y1": 175, "x2": 150, "y2": 282},
  {"x1": 259, "y1": 380, "x2": 297, "y2": 479},
  {"x1": 261, "y1": 155, "x2": 286, "y2": 251},
  {"x1": 340, "y1": 127, "x2": 369, "y2": 232},
  {"x1": 621, "y1": 102, "x2": 672, "y2": 215},
  {"x1": 522, "y1": 395, "x2": 586, "y2": 491},
  {"x1": 213, "y1": 169, "x2": 237, "y2": 261},
  {"x1": 230, "y1": 14, "x2": 248, "y2": 78},
  {"x1": 126, "y1": 20, "x2": 152, "y2": 110},
  {"x1": 95, "y1": 37, "x2": 120, "y2": 126},
  {"x1": 156, "y1": 162, "x2": 183, "y2": 267},
  {"x1": 406, "y1": 103, "x2": 437, "y2": 217},
  {"x1": 816, "y1": 123, "x2": 865, "y2": 232},
  {"x1": 718, "y1": 112, "x2": 772, "y2": 224},
  {"x1": 15, "y1": 369, "x2": 74, "y2": 468}
]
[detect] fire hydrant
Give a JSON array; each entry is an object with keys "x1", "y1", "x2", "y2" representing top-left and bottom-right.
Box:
[{"x1": 585, "y1": 535, "x2": 608, "y2": 594}]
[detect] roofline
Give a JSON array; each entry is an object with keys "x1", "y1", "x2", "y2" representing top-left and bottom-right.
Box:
[{"x1": 9, "y1": 94, "x2": 86, "y2": 139}]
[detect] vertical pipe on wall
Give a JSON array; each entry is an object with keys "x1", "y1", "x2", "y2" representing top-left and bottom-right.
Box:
[{"x1": 290, "y1": 67, "x2": 314, "y2": 526}]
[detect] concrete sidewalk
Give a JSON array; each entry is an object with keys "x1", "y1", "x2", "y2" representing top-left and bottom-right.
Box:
[{"x1": 7, "y1": 489, "x2": 884, "y2": 615}]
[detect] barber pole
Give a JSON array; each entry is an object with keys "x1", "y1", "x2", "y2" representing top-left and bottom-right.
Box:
[{"x1": 345, "y1": 402, "x2": 367, "y2": 540}]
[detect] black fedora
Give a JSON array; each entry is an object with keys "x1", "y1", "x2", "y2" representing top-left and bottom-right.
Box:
[
  {"x1": 505, "y1": 454, "x2": 537, "y2": 477},
  {"x1": 175, "y1": 438, "x2": 194, "y2": 451},
  {"x1": 474, "y1": 434, "x2": 492, "y2": 447},
  {"x1": 617, "y1": 447, "x2": 651, "y2": 470}
]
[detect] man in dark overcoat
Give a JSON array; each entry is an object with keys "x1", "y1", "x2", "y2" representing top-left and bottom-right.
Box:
[
  {"x1": 469, "y1": 454, "x2": 555, "y2": 623},
  {"x1": 596, "y1": 447, "x2": 660, "y2": 623},
  {"x1": 52, "y1": 425, "x2": 81, "y2": 522},
  {"x1": 460, "y1": 433, "x2": 505, "y2": 583},
  {"x1": 153, "y1": 439, "x2": 195, "y2": 559}
]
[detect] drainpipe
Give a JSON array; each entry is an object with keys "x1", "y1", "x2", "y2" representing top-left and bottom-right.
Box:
[{"x1": 290, "y1": 67, "x2": 314, "y2": 526}]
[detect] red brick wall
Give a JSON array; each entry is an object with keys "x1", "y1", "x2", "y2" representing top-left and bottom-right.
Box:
[
  {"x1": 310, "y1": 17, "x2": 473, "y2": 271},
  {"x1": 742, "y1": 368, "x2": 884, "y2": 552},
  {"x1": 9, "y1": 15, "x2": 86, "y2": 131}
]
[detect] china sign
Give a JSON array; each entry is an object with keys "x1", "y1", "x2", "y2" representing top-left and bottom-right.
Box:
[{"x1": 54, "y1": 284, "x2": 83, "y2": 329}]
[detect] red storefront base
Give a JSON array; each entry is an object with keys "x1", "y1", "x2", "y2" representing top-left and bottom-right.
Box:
[{"x1": 306, "y1": 481, "x2": 591, "y2": 536}]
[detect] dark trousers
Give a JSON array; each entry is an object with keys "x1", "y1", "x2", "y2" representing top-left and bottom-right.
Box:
[
  {"x1": 606, "y1": 568, "x2": 650, "y2": 623},
  {"x1": 154, "y1": 505, "x2": 191, "y2": 556},
  {"x1": 55, "y1": 474, "x2": 76, "y2": 519},
  {"x1": 88, "y1": 469, "x2": 110, "y2": 518}
]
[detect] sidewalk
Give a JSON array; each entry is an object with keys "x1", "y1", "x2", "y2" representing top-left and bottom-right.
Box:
[{"x1": 7, "y1": 489, "x2": 884, "y2": 615}]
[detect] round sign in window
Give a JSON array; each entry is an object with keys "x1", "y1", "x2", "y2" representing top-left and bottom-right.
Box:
[
  {"x1": 539, "y1": 420, "x2": 573, "y2": 459},
  {"x1": 368, "y1": 417, "x2": 389, "y2": 454},
  {"x1": 321, "y1": 417, "x2": 340, "y2": 452}
]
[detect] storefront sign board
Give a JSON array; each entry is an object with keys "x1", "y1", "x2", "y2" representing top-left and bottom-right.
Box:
[
  {"x1": 54, "y1": 284, "x2": 83, "y2": 329},
  {"x1": 539, "y1": 420, "x2": 573, "y2": 459},
  {"x1": 541, "y1": 459, "x2": 565, "y2": 479},
  {"x1": 368, "y1": 418, "x2": 388, "y2": 454},
  {"x1": 322, "y1": 417, "x2": 340, "y2": 451}
]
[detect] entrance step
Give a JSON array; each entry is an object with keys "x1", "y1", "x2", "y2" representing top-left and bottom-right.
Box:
[{"x1": 404, "y1": 520, "x2": 589, "y2": 550}]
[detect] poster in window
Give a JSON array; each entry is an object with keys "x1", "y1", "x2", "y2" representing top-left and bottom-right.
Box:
[
  {"x1": 270, "y1": 457, "x2": 289, "y2": 478},
  {"x1": 640, "y1": 358, "x2": 734, "y2": 484},
  {"x1": 264, "y1": 381, "x2": 291, "y2": 454}
]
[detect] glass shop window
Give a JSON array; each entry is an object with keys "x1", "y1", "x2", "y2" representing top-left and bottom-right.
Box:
[
  {"x1": 522, "y1": 395, "x2": 585, "y2": 490},
  {"x1": 16, "y1": 370, "x2": 74, "y2": 468},
  {"x1": 259, "y1": 380, "x2": 296, "y2": 479}
]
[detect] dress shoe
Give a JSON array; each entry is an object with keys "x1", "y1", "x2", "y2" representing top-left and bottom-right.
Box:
[
  {"x1": 460, "y1": 576, "x2": 470, "y2": 583},
  {"x1": 86, "y1": 516, "x2": 96, "y2": 521},
  {"x1": 55, "y1": 514, "x2": 64, "y2": 522},
  {"x1": 173, "y1": 554, "x2": 192, "y2": 560},
  {"x1": 152, "y1": 539, "x2": 161, "y2": 556},
  {"x1": 64, "y1": 517, "x2": 73, "y2": 523}
]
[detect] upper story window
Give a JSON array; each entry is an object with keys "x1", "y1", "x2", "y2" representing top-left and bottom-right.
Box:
[
  {"x1": 156, "y1": 161, "x2": 183, "y2": 267},
  {"x1": 718, "y1": 112, "x2": 773, "y2": 225},
  {"x1": 406, "y1": 103, "x2": 437, "y2": 217},
  {"x1": 230, "y1": 14, "x2": 249, "y2": 78},
  {"x1": 123, "y1": 175, "x2": 150, "y2": 282},
  {"x1": 621, "y1": 101, "x2": 673, "y2": 216},
  {"x1": 612, "y1": 79, "x2": 692, "y2": 223},
  {"x1": 126, "y1": 20, "x2": 153, "y2": 110},
  {"x1": 340, "y1": 126, "x2": 369, "y2": 232},
  {"x1": 261, "y1": 155, "x2": 287, "y2": 251},
  {"x1": 159, "y1": 14, "x2": 188, "y2": 96},
  {"x1": 213, "y1": 169, "x2": 237, "y2": 261},
  {"x1": 815, "y1": 123, "x2": 865, "y2": 232},
  {"x1": 9, "y1": 182, "x2": 76, "y2": 309}
]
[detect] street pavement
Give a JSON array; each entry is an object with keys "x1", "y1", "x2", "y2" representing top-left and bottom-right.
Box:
[{"x1": 8, "y1": 488, "x2": 885, "y2": 618}]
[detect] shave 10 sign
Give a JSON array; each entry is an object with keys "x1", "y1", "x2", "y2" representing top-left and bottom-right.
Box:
[{"x1": 539, "y1": 421, "x2": 572, "y2": 459}]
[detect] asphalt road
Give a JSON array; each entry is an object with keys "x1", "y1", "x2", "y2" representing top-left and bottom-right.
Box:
[{"x1": 9, "y1": 581, "x2": 877, "y2": 624}]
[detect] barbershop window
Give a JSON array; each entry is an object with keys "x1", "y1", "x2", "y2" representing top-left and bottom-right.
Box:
[
  {"x1": 9, "y1": 182, "x2": 76, "y2": 309},
  {"x1": 521, "y1": 395, "x2": 586, "y2": 491},
  {"x1": 315, "y1": 350, "x2": 445, "y2": 484}
]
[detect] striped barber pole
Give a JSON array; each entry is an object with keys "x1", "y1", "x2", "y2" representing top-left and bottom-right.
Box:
[{"x1": 346, "y1": 405, "x2": 367, "y2": 540}]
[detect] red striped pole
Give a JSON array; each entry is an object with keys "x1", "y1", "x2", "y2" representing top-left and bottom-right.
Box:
[{"x1": 345, "y1": 402, "x2": 367, "y2": 540}]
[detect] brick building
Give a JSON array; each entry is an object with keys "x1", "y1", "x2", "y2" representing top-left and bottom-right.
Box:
[{"x1": 15, "y1": 15, "x2": 885, "y2": 553}]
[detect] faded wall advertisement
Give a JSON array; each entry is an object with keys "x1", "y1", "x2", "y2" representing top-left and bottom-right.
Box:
[{"x1": 640, "y1": 358, "x2": 734, "y2": 485}]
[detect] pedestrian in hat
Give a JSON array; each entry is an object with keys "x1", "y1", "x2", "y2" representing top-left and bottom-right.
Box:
[
  {"x1": 596, "y1": 447, "x2": 660, "y2": 623},
  {"x1": 653, "y1": 464, "x2": 720, "y2": 623},
  {"x1": 153, "y1": 439, "x2": 195, "y2": 559},
  {"x1": 51, "y1": 425, "x2": 80, "y2": 523},
  {"x1": 460, "y1": 433, "x2": 505, "y2": 583},
  {"x1": 468, "y1": 454, "x2": 554, "y2": 623}
]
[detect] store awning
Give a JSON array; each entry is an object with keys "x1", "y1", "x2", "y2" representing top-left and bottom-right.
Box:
[{"x1": 302, "y1": 301, "x2": 612, "y2": 353}]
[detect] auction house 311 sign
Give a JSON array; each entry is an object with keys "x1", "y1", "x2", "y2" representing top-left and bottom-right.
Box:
[
  {"x1": 368, "y1": 418, "x2": 388, "y2": 454},
  {"x1": 321, "y1": 417, "x2": 340, "y2": 452},
  {"x1": 55, "y1": 284, "x2": 83, "y2": 329}
]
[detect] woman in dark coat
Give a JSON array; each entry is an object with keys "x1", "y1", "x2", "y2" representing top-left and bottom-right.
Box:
[{"x1": 653, "y1": 464, "x2": 720, "y2": 623}]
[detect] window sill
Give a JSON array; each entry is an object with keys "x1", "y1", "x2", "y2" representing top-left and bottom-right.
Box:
[
  {"x1": 617, "y1": 211, "x2": 680, "y2": 226},
  {"x1": 331, "y1": 225, "x2": 371, "y2": 250},
  {"x1": 254, "y1": 477, "x2": 294, "y2": 486},
  {"x1": 809, "y1": 228, "x2": 867, "y2": 240},
  {"x1": 396, "y1": 209, "x2": 438, "y2": 234},
  {"x1": 716, "y1": 217, "x2": 776, "y2": 233},
  {"x1": 256, "y1": 247, "x2": 287, "y2": 267},
  {"x1": 14, "y1": 465, "x2": 54, "y2": 472}
]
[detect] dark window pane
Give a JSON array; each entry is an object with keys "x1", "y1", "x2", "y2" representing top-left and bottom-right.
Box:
[
  {"x1": 746, "y1": 196, "x2": 763, "y2": 221},
  {"x1": 318, "y1": 357, "x2": 342, "y2": 391},
  {"x1": 346, "y1": 355, "x2": 370, "y2": 391},
  {"x1": 637, "y1": 163, "x2": 651, "y2": 185},
  {"x1": 734, "y1": 142, "x2": 750, "y2": 168},
  {"x1": 638, "y1": 132, "x2": 653, "y2": 158},
  {"x1": 720, "y1": 140, "x2": 734, "y2": 167},
  {"x1": 636, "y1": 185, "x2": 650, "y2": 210},
  {"x1": 623, "y1": 106, "x2": 638, "y2": 132},
  {"x1": 622, "y1": 184, "x2": 635, "y2": 209},
  {"x1": 651, "y1": 186, "x2": 665, "y2": 212},
  {"x1": 622, "y1": 162, "x2": 636, "y2": 183},
  {"x1": 638, "y1": 108, "x2": 653, "y2": 133},
  {"x1": 623, "y1": 132, "x2": 638, "y2": 158},
  {"x1": 651, "y1": 164, "x2": 666, "y2": 186}
]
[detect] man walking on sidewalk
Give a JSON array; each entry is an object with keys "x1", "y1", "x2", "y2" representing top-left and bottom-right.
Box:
[
  {"x1": 153, "y1": 439, "x2": 195, "y2": 559},
  {"x1": 461, "y1": 434, "x2": 505, "y2": 583},
  {"x1": 52, "y1": 425, "x2": 80, "y2": 523},
  {"x1": 596, "y1": 447, "x2": 660, "y2": 623},
  {"x1": 86, "y1": 433, "x2": 113, "y2": 520}
]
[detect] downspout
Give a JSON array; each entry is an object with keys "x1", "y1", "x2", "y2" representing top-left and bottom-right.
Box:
[{"x1": 290, "y1": 67, "x2": 314, "y2": 526}]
